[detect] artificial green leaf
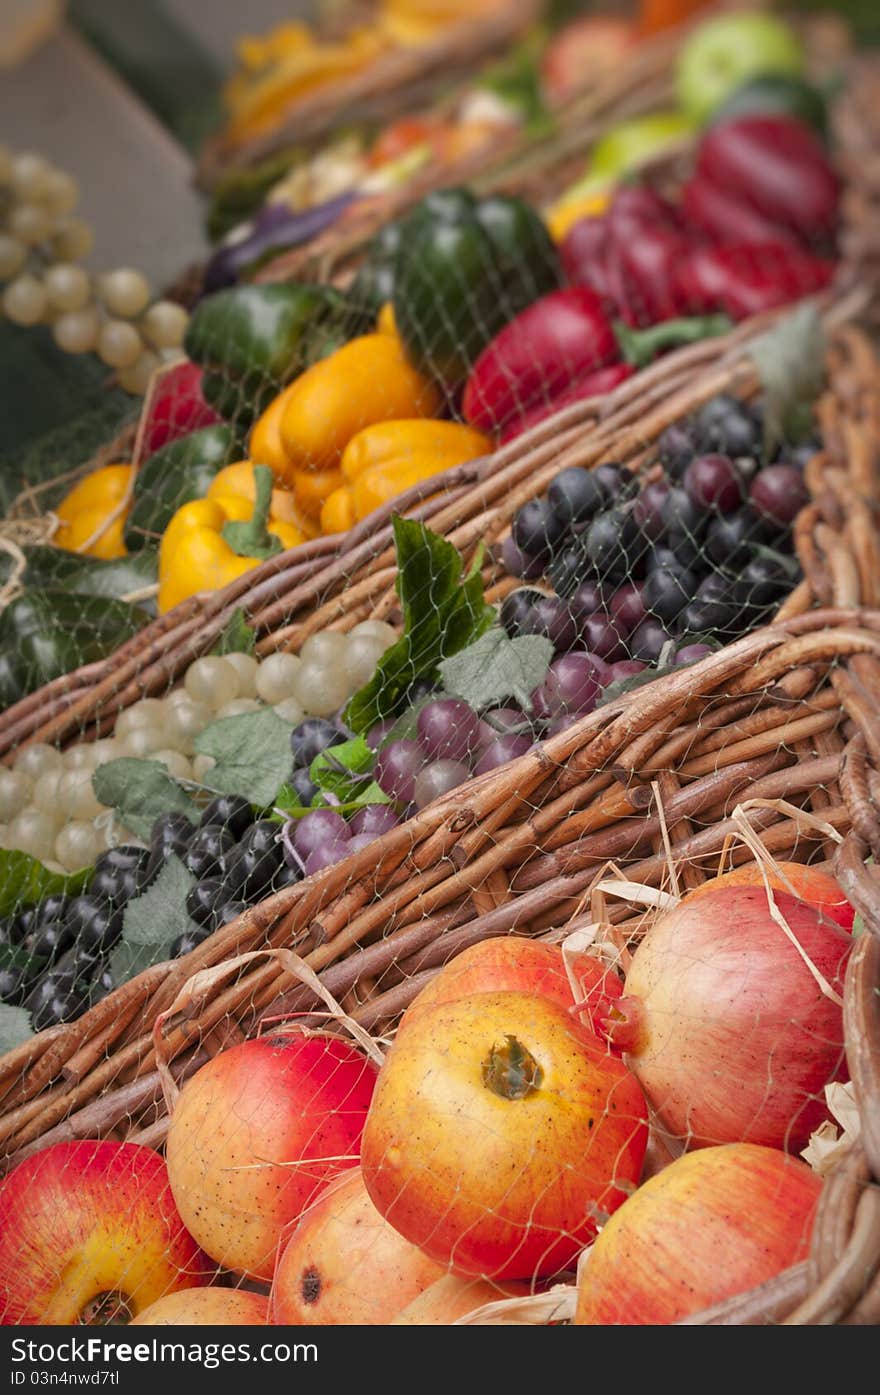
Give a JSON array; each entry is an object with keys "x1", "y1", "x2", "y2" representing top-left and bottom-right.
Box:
[
  {"x1": 616, "y1": 314, "x2": 732, "y2": 370},
  {"x1": 750, "y1": 302, "x2": 826, "y2": 454},
  {"x1": 222, "y1": 464, "x2": 283, "y2": 561},
  {"x1": 0, "y1": 849, "x2": 92, "y2": 919},
  {"x1": 92, "y1": 759, "x2": 199, "y2": 841},
  {"x1": 212, "y1": 607, "x2": 257, "y2": 656},
  {"x1": 344, "y1": 517, "x2": 494, "y2": 734},
  {"x1": 439, "y1": 629, "x2": 554, "y2": 712},
  {"x1": 274, "y1": 779, "x2": 390, "y2": 818},
  {"x1": 195, "y1": 707, "x2": 295, "y2": 807},
  {"x1": 111, "y1": 855, "x2": 198, "y2": 987},
  {"x1": 0, "y1": 1003, "x2": 34, "y2": 1055},
  {"x1": 309, "y1": 735, "x2": 375, "y2": 801}
]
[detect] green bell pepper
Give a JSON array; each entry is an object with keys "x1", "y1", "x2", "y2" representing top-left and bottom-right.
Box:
[
  {"x1": 0, "y1": 590, "x2": 152, "y2": 709},
  {"x1": 348, "y1": 219, "x2": 406, "y2": 320},
  {"x1": 184, "y1": 282, "x2": 367, "y2": 426},
  {"x1": 124, "y1": 424, "x2": 240, "y2": 551},
  {"x1": 391, "y1": 188, "x2": 562, "y2": 390}
]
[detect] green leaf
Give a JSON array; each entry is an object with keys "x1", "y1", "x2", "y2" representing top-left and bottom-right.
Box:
[
  {"x1": 274, "y1": 778, "x2": 390, "y2": 818},
  {"x1": 308, "y1": 735, "x2": 375, "y2": 801},
  {"x1": 111, "y1": 855, "x2": 198, "y2": 987},
  {"x1": 212, "y1": 607, "x2": 257, "y2": 656},
  {"x1": 91, "y1": 759, "x2": 199, "y2": 842},
  {"x1": 439, "y1": 630, "x2": 553, "y2": 713},
  {"x1": 221, "y1": 463, "x2": 283, "y2": 561},
  {"x1": 0, "y1": 1003, "x2": 34, "y2": 1055},
  {"x1": 749, "y1": 303, "x2": 826, "y2": 455},
  {"x1": 195, "y1": 707, "x2": 295, "y2": 807},
  {"x1": 617, "y1": 315, "x2": 732, "y2": 370},
  {"x1": 0, "y1": 849, "x2": 92, "y2": 919},
  {"x1": 344, "y1": 517, "x2": 494, "y2": 734}
]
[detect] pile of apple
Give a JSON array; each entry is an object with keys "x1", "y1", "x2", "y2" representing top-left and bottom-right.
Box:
[{"x1": 0, "y1": 859, "x2": 855, "y2": 1327}]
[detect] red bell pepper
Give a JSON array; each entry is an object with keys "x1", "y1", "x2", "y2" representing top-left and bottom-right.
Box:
[
  {"x1": 675, "y1": 242, "x2": 835, "y2": 321},
  {"x1": 141, "y1": 360, "x2": 222, "y2": 457},
  {"x1": 681, "y1": 175, "x2": 803, "y2": 249},
  {"x1": 499, "y1": 363, "x2": 635, "y2": 444},
  {"x1": 695, "y1": 115, "x2": 840, "y2": 246},
  {"x1": 462, "y1": 286, "x2": 619, "y2": 435}
]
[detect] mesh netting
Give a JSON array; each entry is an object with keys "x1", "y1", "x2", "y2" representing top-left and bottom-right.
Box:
[{"x1": 1, "y1": 4, "x2": 880, "y2": 1331}]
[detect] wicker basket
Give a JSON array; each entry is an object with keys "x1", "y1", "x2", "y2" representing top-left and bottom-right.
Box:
[{"x1": 0, "y1": 311, "x2": 879, "y2": 1316}]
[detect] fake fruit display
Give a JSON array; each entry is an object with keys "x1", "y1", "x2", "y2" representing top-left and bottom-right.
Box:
[
  {"x1": 271, "y1": 1167, "x2": 444, "y2": 1324},
  {"x1": 0, "y1": 1141, "x2": 211, "y2": 1325},
  {"x1": 361, "y1": 991, "x2": 648, "y2": 1281},
  {"x1": 399, "y1": 935, "x2": 623, "y2": 1039},
  {"x1": 165, "y1": 1031, "x2": 378, "y2": 1282},
  {"x1": 675, "y1": 11, "x2": 805, "y2": 123},
  {"x1": 392, "y1": 1273, "x2": 531, "y2": 1325},
  {"x1": 575, "y1": 1142, "x2": 822, "y2": 1324},
  {"x1": 605, "y1": 886, "x2": 852, "y2": 1151},
  {"x1": 130, "y1": 1287, "x2": 269, "y2": 1325}
]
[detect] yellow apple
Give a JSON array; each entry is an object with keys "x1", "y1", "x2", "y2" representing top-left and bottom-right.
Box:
[{"x1": 131, "y1": 1287, "x2": 269, "y2": 1325}]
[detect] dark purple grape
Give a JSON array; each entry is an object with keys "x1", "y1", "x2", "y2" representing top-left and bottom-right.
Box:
[
  {"x1": 593, "y1": 462, "x2": 637, "y2": 500},
  {"x1": 186, "y1": 878, "x2": 225, "y2": 927},
  {"x1": 89, "y1": 864, "x2": 139, "y2": 906},
  {"x1": 629, "y1": 619, "x2": 671, "y2": 663},
  {"x1": 634, "y1": 480, "x2": 670, "y2": 541},
  {"x1": 606, "y1": 659, "x2": 647, "y2": 683},
  {"x1": 290, "y1": 717, "x2": 348, "y2": 768},
  {"x1": 577, "y1": 612, "x2": 626, "y2": 661},
  {"x1": 272, "y1": 863, "x2": 302, "y2": 890},
  {"x1": 609, "y1": 582, "x2": 646, "y2": 636},
  {"x1": 374, "y1": 740, "x2": 422, "y2": 804},
  {"x1": 170, "y1": 925, "x2": 213, "y2": 959},
  {"x1": 287, "y1": 766, "x2": 319, "y2": 806},
  {"x1": 683, "y1": 454, "x2": 745, "y2": 513},
  {"x1": 184, "y1": 826, "x2": 236, "y2": 880},
  {"x1": 94, "y1": 845, "x2": 150, "y2": 878},
  {"x1": 366, "y1": 718, "x2": 396, "y2": 751},
  {"x1": 199, "y1": 794, "x2": 254, "y2": 840},
  {"x1": 657, "y1": 420, "x2": 697, "y2": 477},
  {"x1": 212, "y1": 900, "x2": 250, "y2": 929},
  {"x1": 749, "y1": 465, "x2": 809, "y2": 527},
  {"x1": 540, "y1": 651, "x2": 610, "y2": 718},
  {"x1": 72, "y1": 905, "x2": 123, "y2": 956},
  {"x1": 406, "y1": 678, "x2": 438, "y2": 704},
  {"x1": 349, "y1": 803, "x2": 399, "y2": 838},
  {"x1": 547, "y1": 467, "x2": 605, "y2": 525},
  {"x1": 27, "y1": 970, "x2": 90, "y2": 1031},
  {"x1": 650, "y1": 536, "x2": 702, "y2": 571},
  {"x1": 644, "y1": 564, "x2": 696, "y2": 626},
  {"x1": 501, "y1": 533, "x2": 546, "y2": 580},
  {"x1": 413, "y1": 759, "x2": 471, "y2": 809},
  {"x1": 547, "y1": 542, "x2": 590, "y2": 597},
  {"x1": 660, "y1": 486, "x2": 706, "y2": 544},
  {"x1": 569, "y1": 580, "x2": 606, "y2": 618},
  {"x1": 478, "y1": 708, "x2": 527, "y2": 744},
  {"x1": 303, "y1": 841, "x2": 350, "y2": 876},
  {"x1": 675, "y1": 643, "x2": 714, "y2": 665},
  {"x1": 473, "y1": 734, "x2": 533, "y2": 775},
  {"x1": 705, "y1": 508, "x2": 773, "y2": 567},
  {"x1": 500, "y1": 588, "x2": 545, "y2": 639},
  {"x1": 0, "y1": 963, "x2": 29, "y2": 1005},
  {"x1": 24, "y1": 916, "x2": 73, "y2": 963},
  {"x1": 292, "y1": 809, "x2": 351, "y2": 860},
  {"x1": 695, "y1": 395, "x2": 761, "y2": 458},
  {"x1": 782, "y1": 439, "x2": 820, "y2": 470},
  {"x1": 530, "y1": 595, "x2": 579, "y2": 651},
  {"x1": 512, "y1": 498, "x2": 566, "y2": 557},
  {"x1": 734, "y1": 554, "x2": 795, "y2": 609},
  {"x1": 582, "y1": 508, "x2": 642, "y2": 581},
  {"x1": 677, "y1": 586, "x2": 739, "y2": 635},
  {"x1": 530, "y1": 682, "x2": 554, "y2": 720},
  {"x1": 150, "y1": 812, "x2": 195, "y2": 859},
  {"x1": 240, "y1": 820, "x2": 283, "y2": 856},
  {"x1": 417, "y1": 699, "x2": 482, "y2": 764}
]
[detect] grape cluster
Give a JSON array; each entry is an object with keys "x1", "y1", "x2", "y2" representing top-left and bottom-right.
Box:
[
  {"x1": 502, "y1": 394, "x2": 810, "y2": 678},
  {"x1": 0, "y1": 146, "x2": 188, "y2": 393}
]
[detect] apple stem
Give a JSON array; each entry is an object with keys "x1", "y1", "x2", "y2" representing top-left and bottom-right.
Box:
[
  {"x1": 481, "y1": 1035, "x2": 543, "y2": 1100},
  {"x1": 601, "y1": 995, "x2": 646, "y2": 1054},
  {"x1": 78, "y1": 1291, "x2": 134, "y2": 1325}
]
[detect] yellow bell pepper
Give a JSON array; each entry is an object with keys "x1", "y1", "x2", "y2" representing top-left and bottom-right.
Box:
[
  {"x1": 545, "y1": 187, "x2": 612, "y2": 243},
  {"x1": 207, "y1": 461, "x2": 319, "y2": 538},
  {"x1": 158, "y1": 466, "x2": 304, "y2": 615},
  {"x1": 54, "y1": 463, "x2": 133, "y2": 560},
  {"x1": 321, "y1": 418, "x2": 491, "y2": 530},
  {"x1": 248, "y1": 380, "x2": 301, "y2": 485},
  {"x1": 376, "y1": 301, "x2": 397, "y2": 336},
  {"x1": 291, "y1": 466, "x2": 345, "y2": 523},
  {"x1": 279, "y1": 333, "x2": 441, "y2": 475}
]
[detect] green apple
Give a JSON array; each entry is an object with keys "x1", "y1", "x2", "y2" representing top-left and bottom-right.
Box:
[
  {"x1": 590, "y1": 110, "x2": 697, "y2": 182},
  {"x1": 676, "y1": 12, "x2": 805, "y2": 124}
]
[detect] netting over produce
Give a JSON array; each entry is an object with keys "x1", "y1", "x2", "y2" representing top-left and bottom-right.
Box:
[{"x1": 0, "y1": 2, "x2": 879, "y2": 1331}]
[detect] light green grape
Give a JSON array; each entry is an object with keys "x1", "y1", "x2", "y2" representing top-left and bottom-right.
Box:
[{"x1": 256, "y1": 652, "x2": 302, "y2": 705}]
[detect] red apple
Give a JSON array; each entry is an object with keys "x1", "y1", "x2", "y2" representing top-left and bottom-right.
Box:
[
  {"x1": 362, "y1": 991, "x2": 648, "y2": 1281},
  {"x1": 399, "y1": 935, "x2": 622, "y2": 1040},
  {"x1": 0, "y1": 1141, "x2": 212, "y2": 1325},
  {"x1": 271, "y1": 1167, "x2": 444, "y2": 1324},
  {"x1": 165, "y1": 1030, "x2": 378, "y2": 1283},
  {"x1": 541, "y1": 18, "x2": 636, "y2": 106}
]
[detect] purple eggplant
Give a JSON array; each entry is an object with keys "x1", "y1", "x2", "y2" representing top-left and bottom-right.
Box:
[{"x1": 203, "y1": 192, "x2": 357, "y2": 292}]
